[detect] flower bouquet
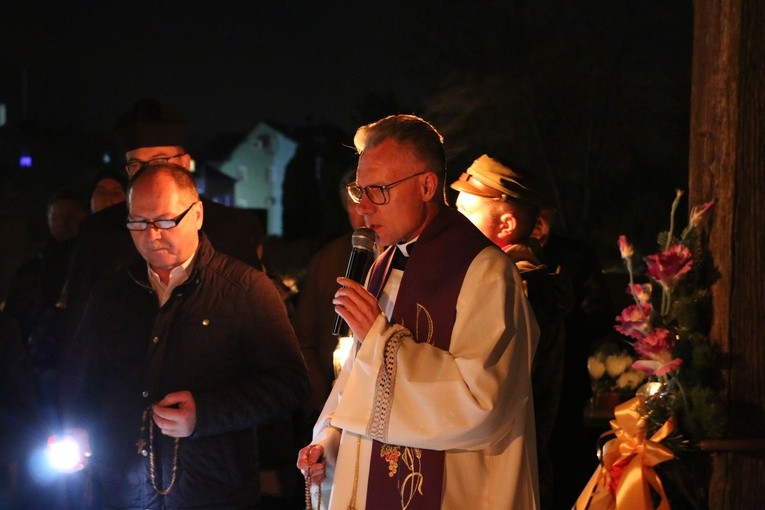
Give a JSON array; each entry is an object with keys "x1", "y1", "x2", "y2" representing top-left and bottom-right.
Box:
[{"x1": 577, "y1": 191, "x2": 726, "y2": 510}]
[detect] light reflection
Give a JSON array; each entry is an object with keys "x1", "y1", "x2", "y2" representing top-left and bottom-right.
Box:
[{"x1": 333, "y1": 336, "x2": 355, "y2": 379}]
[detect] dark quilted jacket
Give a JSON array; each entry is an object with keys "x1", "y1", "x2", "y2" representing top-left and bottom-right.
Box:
[{"x1": 60, "y1": 233, "x2": 308, "y2": 509}]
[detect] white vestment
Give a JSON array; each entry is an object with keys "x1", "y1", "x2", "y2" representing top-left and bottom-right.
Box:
[{"x1": 312, "y1": 246, "x2": 540, "y2": 510}]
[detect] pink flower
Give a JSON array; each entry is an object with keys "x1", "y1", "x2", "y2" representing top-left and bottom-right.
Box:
[
  {"x1": 634, "y1": 328, "x2": 672, "y2": 358},
  {"x1": 627, "y1": 283, "x2": 652, "y2": 304},
  {"x1": 618, "y1": 235, "x2": 633, "y2": 259},
  {"x1": 655, "y1": 358, "x2": 684, "y2": 376},
  {"x1": 690, "y1": 200, "x2": 715, "y2": 228},
  {"x1": 633, "y1": 357, "x2": 683, "y2": 376},
  {"x1": 632, "y1": 335, "x2": 683, "y2": 376},
  {"x1": 645, "y1": 244, "x2": 693, "y2": 290},
  {"x1": 614, "y1": 303, "x2": 652, "y2": 340}
]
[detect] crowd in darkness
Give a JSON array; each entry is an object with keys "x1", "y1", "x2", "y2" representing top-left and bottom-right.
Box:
[{"x1": 1, "y1": 99, "x2": 619, "y2": 510}]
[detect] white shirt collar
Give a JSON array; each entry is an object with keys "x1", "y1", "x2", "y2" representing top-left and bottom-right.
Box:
[{"x1": 147, "y1": 253, "x2": 196, "y2": 306}]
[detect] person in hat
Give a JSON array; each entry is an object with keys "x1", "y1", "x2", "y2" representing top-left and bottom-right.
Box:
[
  {"x1": 113, "y1": 97, "x2": 192, "y2": 179},
  {"x1": 451, "y1": 154, "x2": 572, "y2": 510}
]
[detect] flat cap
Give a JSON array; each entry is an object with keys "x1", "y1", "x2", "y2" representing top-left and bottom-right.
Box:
[
  {"x1": 450, "y1": 154, "x2": 551, "y2": 209},
  {"x1": 113, "y1": 98, "x2": 188, "y2": 152}
]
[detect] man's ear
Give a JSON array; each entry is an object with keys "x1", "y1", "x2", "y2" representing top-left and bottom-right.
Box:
[
  {"x1": 496, "y1": 212, "x2": 517, "y2": 241},
  {"x1": 421, "y1": 171, "x2": 439, "y2": 201},
  {"x1": 195, "y1": 200, "x2": 204, "y2": 230}
]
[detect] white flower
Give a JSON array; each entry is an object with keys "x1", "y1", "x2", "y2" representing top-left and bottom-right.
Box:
[
  {"x1": 616, "y1": 370, "x2": 647, "y2": 390},
  {"x1": 587, "y1": 355, "x2": 606, "y2": 379},
  {"x1": 605, "y1": 354, "x2": 634, "y2": 378}
]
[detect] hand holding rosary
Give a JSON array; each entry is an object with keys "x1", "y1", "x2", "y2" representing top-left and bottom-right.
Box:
[{"x1": 302, "y1": 445, "x2": 324, "y2": 510}]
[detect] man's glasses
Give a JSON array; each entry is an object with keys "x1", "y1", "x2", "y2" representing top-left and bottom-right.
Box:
[
  {"x1": 346, "y1": 171, "x2": 426, "y2": 205},
  {"x1": 125, "y1": 153, "x2": 186, "y2": 176},
  {"x1": 126, "y1": 201, "x2": 198, "y2": 231}
]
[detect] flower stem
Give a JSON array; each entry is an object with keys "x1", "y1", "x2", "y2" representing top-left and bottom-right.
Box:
[
  {"x1": 662, "y1": 288, "x2": 672, "y2": 316},
  {"x1": 666, "y1": 190, "x2": 684, "y2": 251},
  {"x1": 660, "y1": 190, "x2": 684, "y2": 316},
  {"x1": 625, "y1": 257, "x2": 651, "y2": 322},
  {"x1": 626, "y1": 258, "x2": 639, "y2": 305}
]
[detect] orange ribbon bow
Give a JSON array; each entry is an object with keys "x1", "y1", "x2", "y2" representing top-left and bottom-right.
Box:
[{"x1": 576, "y1": 396, "x2": 676, "y2": 510}]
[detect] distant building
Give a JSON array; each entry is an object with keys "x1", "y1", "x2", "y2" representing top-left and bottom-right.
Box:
[
  {"x1": 213, "y1": 122, "x2": 297, "y2": 236},
  {"x1": 198, "y1": 121, "x2": 352, "y2": 244}
]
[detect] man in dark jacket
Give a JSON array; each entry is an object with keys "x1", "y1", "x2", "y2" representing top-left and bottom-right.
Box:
[{"x1": 59, "y1": 164, "x2": 308, "y2": 509}]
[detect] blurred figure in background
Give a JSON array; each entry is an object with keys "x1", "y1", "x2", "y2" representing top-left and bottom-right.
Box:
[
  {"x1": 532, "y1": 201, "x2": 616, "y2": 510},
  {"x1": 89, "y1": 170, "x2": 127, "y2": 214},
  {"x1": 46, "y1": 190, "x2": 89, "y2": 248},
  {"x1": 0, "y1": 189, "x2": 88, "y2": 509},
  {"x1": 4, "y1": 188, "x2": 88, "y2": 355},
  {"x1": 294, "y1": 169, "x2": 373, "y2": 420},
  {"x1": 35, "y1": 190, "x2": 90, "y2": 418}
]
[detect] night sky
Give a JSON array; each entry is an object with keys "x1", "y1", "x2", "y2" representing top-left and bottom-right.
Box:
[{"x1": 2, "y1": 1, "x2": 491, "y2": 146}]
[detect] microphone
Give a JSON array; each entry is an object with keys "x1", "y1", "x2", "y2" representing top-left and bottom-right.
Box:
[{"x1": 332, "y1": 227, "x2": 376, "y2": 336}]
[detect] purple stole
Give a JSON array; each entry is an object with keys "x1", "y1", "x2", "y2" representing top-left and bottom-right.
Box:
[{"x1": 364, "y1": 208, "x2": 493, "y2": 509}]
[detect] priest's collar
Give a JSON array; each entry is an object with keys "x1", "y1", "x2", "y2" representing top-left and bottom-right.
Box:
[{"x1": 396, "y1": 237, "x2": 419, "y2": 257}]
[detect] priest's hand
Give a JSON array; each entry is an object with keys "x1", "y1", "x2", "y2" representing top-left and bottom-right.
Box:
[
  {"x1": 297, "y1": 444, "x2": 326, "y2": 485},
  {"x1": 333, "y1": 276, "x2": 381, "y2": 341}
]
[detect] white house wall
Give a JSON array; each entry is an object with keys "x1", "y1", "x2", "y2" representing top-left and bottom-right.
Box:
[{"x1": 219, "y1": 123, "x2": 297, "y2": 236}]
